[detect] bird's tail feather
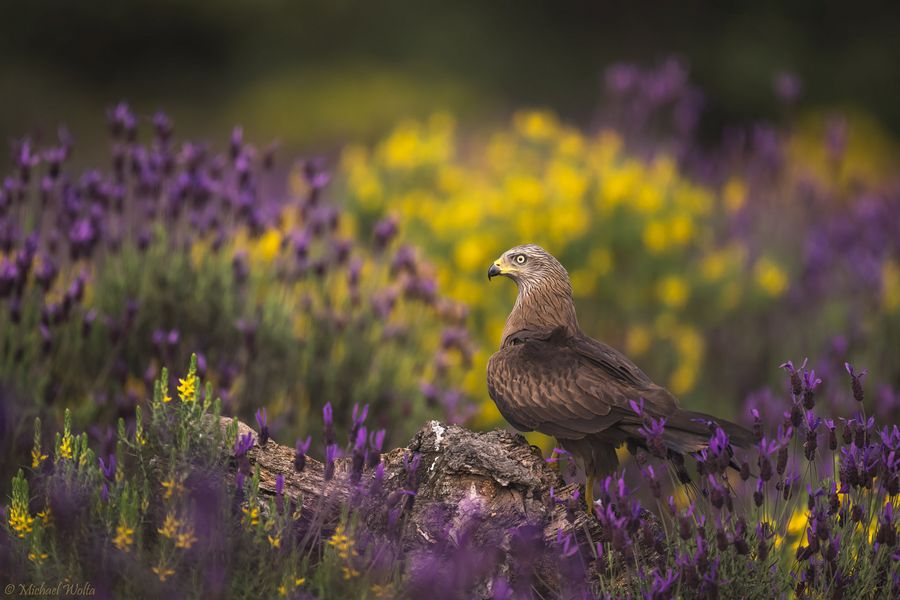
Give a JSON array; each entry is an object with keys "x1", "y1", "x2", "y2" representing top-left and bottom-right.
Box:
[
  {"x1": 664, "y1": 410, "x2": 754, "y2": 450},
  {"x1": 619, "y1": 409, "x2": 753, "y2": 469}
]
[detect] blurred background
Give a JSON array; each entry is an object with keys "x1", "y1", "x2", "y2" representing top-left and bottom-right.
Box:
[
  {"x1": 3, "y1": 0, "x2": 900, "y2": 492},
  {"x1": 4, "y1": 1, "x2": 900, "y2": 152}
]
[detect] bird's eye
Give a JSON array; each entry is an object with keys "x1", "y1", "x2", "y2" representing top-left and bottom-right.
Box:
[{"x1": 514, "y1": 254, "x2": 527, "y2": 265}]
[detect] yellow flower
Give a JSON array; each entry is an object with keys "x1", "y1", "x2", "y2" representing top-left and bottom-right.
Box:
[
  {"x1": 454, "y1": 236, "x2": 488, "y2": 272},
  {"x1": 37, "y1": 507, "x2": 51, "y2": 526},
  {"x1": 113, "y1": 523, "x2": 135, "y2": 552},
  {"x1": 505, "y1": 174, "x2": 543, "y2": 206},
  {"x1": 785, "y1": 508, "x2": 808, "y2": 554},
  {"x1": 31, "y1": 447, "x2": 48, "y2": 468},
  {"x1": 722, "y1": 178, "x2": 747, "y2": 213},
  {"x1": 152, "y1": 565, "x2": 176, "y2": 582},
  {"x1": 59, "y1": 432, "x2": 73, "y2": 460},
  {"x1": 625, "y1": 326, "x2": 652, "y2": 357},
  {"x1": 342, "y1": 566, "x2": 361, "y2": 581},
  {"x1": 701, "y1": 251, "x2": 728, "y2": 281},
  {"x1": 177, "y1": 376, "x2": 196, "y2": 403},
  {"x1": 8, "y1": 505, "x2": 35, "y2": 538},
  {"x1": 634, "y1": 182, "x2": 663, "y2": 214},
  {"x1": 557, "y1": 130, "x2": 584, "y2": 157},
  {"x1": 371, "y1": 584, "x2": 395, "y2": 599},
  {"x1": 668, "y1": 213, "x2": 694, "y2": 246},
  {"x1": 158, "y1": 513, "x2": 179, "y2": 539},
  {"x1": 674, "y1": 326, "x2": 704, "y2": 361},
  {"x1": 669, "y1": 363, "x2": 698, "y2": 395},
  {"x1": 268, "y1": 535, "x2": 281, "y2": 549},
  {"x1": 252, "y1": 229, "x2": 282, "y2": 263},
  {"x1": 380, "y1": 123, "x2": 419, "y2": 170},
  {"x1": 513, "y1": 110, "x2": 558, "y2": 141},
  {"x1": 294, "y1": 578, "x2": 305, "y2": 586},
  {"x1": 28, "y1": 551, "x2": 48, "y2": 564},
  {"x1": 642, "y1": 221, "x2": 668, "y2": 253},
  {"x1": 787, "y1": 510, "x2": 808, "y2": 536},
  {"x1": 175, "y1": 528, "x2": 197, "y2": 550},
  {"x1": 242, "y1": 505, "x2": 260, "y2": 527},
  {"x1": 278, "y1": 584, "x2": 287, "y2": 596},
  {"x1": 328, "y1": 523, "x2": 353, "y2": 560},
  {"x1": 161, "y1": 478, "x2": 183, "y2": 500},
  {"x1": 162, "y1": 393, "x2": 172, "y2": 404},
  {"x1": 753, "y1": 257, "x2": 788, "y2": 297},
  {"x1": 548, "y1": 160, "x2": 588, "y2": 202},
  {"x1": 656, "y1": 276, "x2": 690, "y2": 309}
]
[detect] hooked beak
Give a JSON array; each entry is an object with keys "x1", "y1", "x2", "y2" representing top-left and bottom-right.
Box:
[{"x1": 487, "y1": 263, "x2": 503, "y2": 280}]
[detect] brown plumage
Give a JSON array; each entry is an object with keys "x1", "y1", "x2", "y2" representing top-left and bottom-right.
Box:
[{"x1": 485, "y1": 244, "x2": 752, "y2": 507}]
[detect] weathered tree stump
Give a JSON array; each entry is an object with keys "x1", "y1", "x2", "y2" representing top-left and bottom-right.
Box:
[{"x1": 221, "y1": 417, "x2": 607, "y2": 595}]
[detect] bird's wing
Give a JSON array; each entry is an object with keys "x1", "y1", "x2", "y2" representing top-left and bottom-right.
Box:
[{"x1": 487, "y1": 327, "x2": 662, "y2": 438}]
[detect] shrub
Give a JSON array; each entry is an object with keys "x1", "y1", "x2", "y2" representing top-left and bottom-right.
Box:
[
  {"x1": 0, "y1": 106, "x2": 476, "y2": 491},
  {"x1": 336, "y1": 59, "x2": 900, "y2": 437},
  {"x1": 3, "y1": 356, "x2": 898, "y2": 598}
]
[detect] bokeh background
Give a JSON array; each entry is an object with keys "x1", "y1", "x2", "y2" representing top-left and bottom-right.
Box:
[
  {"x1": 3, "y1": 0, "x2": 900, "y2": 490},
  {"x1": 5, "y1": 1, "x2": 900, "y2": 152}
]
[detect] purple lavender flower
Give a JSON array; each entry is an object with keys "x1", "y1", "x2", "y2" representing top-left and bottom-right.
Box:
[
  {"x1": 294, "y1": 436, "x2": 311, "y2": 473},
  {"x1": 845, "y1": 362, "x2": 866, "y2": 404},
  {"x1": 372, "y1": 216, "x2": 398, "y2": 250},
  {"x1": 323, "y1": 402, "x2": 335, "y2": 446},
  {"x1": 230, "y1": 126, "x2": 244, "y2": 160},
  {"x1": 350, "y1": 427, "x2": 367, "y2": 484},
  {"x1": 604, "y1": 63, "x2": 639, "y2": 95},
  {"x1": 0, "y1": 257, "x2": 17, "y2": 298},
  {"x1": 13, "y1": 138, "x2": 40, "y2": 183},
  {"x1": 255, "y1": 408, "x2": 269, "y2": 446},
  {"x1": 99, "y1": 454, "x2": 116, "y2": 481},
  {"x1": 802, "y1": 424, "x2": 821, "y2": 466},
  {"x1": 390, "y1": 244, "x2": 418, "y2": 277},
  {"x1": 107, "y1": 102, "x2": 137, "y2": 141},
  {"x1": 875, "y1": 503, "x2": 896, "y2": 549},
  {"x1": 274, "y1": 474, "x2": 285, "y2": 512},
  {"x1": 368, "y1": 429, "x2": 386, "y2": 468},
  {"x1": 234, "y1": 432, "x2": 255, "y2": 458},
  {"x1": 629, "y1": 397, "x2": 645, "y2": 418},
  {"x1": 350, "y1": 403, "x2": 369, "y2": 440},
  {"x1": 639, "y1": 415, "x2": 667, "y2": 458},
  {"x1": 152, "y1": 110, "x2": 173, "y2": 143},
  {"x1": 324, "y1": 443, "x2": 337, "y2": 481}
]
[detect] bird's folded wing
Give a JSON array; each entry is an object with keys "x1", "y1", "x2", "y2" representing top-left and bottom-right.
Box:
[{"x1": 487, "y1": 328, "x2": 654, "y2": 438}]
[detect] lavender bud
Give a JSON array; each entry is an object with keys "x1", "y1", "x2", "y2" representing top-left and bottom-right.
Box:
[
  {"x1": 255, "y1": 408, "x2": 269, "y2": 446},
  {"x1": 294, "y1": 436, "x2": 311, "y2": 473},
  {"x1": 776, "y1": 447, "x2": 789, "y2": 475},
  {"x1": 845, "y1": 363, "x2": 866, "y2": 404},
  {"x1": 324, "y1": 443, "x2": 337, "y2": 481}
]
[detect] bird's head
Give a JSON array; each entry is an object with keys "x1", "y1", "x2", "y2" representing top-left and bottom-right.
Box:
[{"x1": 488, "y1": 244, "x2": 572, "y2": 294}]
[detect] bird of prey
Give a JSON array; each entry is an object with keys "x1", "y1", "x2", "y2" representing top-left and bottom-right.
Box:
[{"x1": 486, "y1": 244, "x2": 752, "y2": 510}]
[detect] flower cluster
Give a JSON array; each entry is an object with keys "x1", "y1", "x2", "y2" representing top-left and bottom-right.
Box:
[
  {"x1": 337, "y1": 77, "x2": 793, "y2": 440},
  {"x1": 3, "y1": 354, "x2": 897, "y2": 598},
  {"x1": 0, "y1": 103, "x2": 477, "y2": 482},
  {"x1": 338, "y1": 58, "x2": 900, "y2": 444}
]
